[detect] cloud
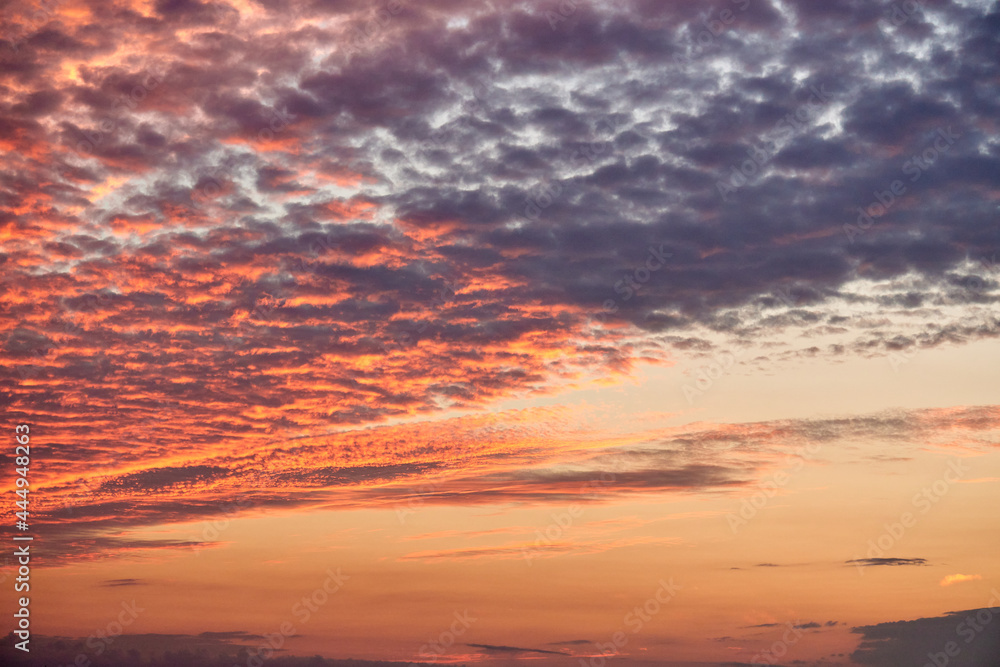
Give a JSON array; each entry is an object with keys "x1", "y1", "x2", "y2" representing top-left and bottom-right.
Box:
[
  {"x1": 399, "y1": 536, "x2": 681, "y2": 563},
  {"x1": 742, "y1": 620, "x2": 837, "y2": 630},
  {"x1": 7, "y1": 403, "x2": 995, "y2": 564},
  {"x1": 0, "y1": 633, "x2": 420, "y2": 667},
  {"x1": 852, "y1": 606, "x2": 1000, "y2": 667},
  {"x1": 466, "y1": 643, "x2": 569, "y2": 656},
  {"x1": 3, "y1": 0, "x2": 999, "y2": 476},
  {"x1": 98, "y1": 465, "x2": 231, "y2": 493},
  {"x1": 846, "y1": 557, "x2": 929, "y2": 568},
  {"x1": 941, "y1": 574, "x2": 983, "y2": 587},
  {"x1": 197, "y1": 631, "x2": 265, "y2": 641},
  {"x1": 398, "y1": 544, "x2": 558, "y2": 562},
  {"x1": 100, "y1": 578, "x2": 148, "y2": 587}
]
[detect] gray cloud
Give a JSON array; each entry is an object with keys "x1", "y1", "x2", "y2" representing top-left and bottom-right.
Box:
[
  {"x1": 846, "y1": 557, "x2": 929, "y2": 567},
  {"x1": 852, "y1": 606, "x2": 1000, "y2": 666}
]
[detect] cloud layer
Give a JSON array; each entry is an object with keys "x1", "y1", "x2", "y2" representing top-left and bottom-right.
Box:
[{"x1": 3, "y1": 0, "x2": 999, "y2": 445}]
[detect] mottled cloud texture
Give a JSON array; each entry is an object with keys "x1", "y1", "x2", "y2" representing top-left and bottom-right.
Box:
[{"x1": 1, "y1": 0, "x2": 999, "y2": 560}]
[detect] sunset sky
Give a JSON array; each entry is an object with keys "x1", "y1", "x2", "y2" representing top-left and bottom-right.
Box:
[{"x1": 2, "y1": 0, "x2": 1000, "y2": 666}]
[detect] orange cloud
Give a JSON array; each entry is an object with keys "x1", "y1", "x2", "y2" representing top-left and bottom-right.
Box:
[{"x1": 940, "y1": 574, "x2": 982, "y2": 587}]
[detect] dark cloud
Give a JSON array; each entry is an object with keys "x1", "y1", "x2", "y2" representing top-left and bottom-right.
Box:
[
  {"x1": 198, "y1": 631, "x2": 265, "y2": 640},
  {"x1": 0, "y1": 632, "x2": 433, "y2": 667},
  {"x1": 100, "y1": 578, "x2": 147, "y2": 587},
  {"x1": 466, "y1": 643, "x2": 569, "y2": 656},
  {"x1": 3, "y1": 0, "x2": 999, "y2": 449},
  {"x1": 98, "y1": 465, "x2": 231, "y2": 493},
  {"x1": 846, "y1": 557, "x2": 929, "y2": 567},
  {"x1": 852, "y1": 606, "x2": 1000, "y2": 666}
]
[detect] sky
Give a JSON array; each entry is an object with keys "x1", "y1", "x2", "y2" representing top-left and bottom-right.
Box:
[{"x1": 1, "y1": 0, "x2": 1000, "y2": 666}]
